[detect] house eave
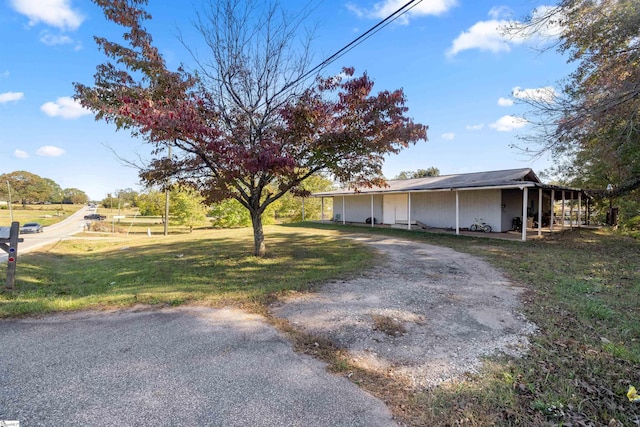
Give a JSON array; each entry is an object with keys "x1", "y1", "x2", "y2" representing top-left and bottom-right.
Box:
[{"x1": 311, "y1": 182, "x2": 538, "y2": 197}]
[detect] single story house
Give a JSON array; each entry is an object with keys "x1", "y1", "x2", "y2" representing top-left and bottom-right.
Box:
[{"x1": 312, "y1": 168, "x2": 591, "y2": 241}]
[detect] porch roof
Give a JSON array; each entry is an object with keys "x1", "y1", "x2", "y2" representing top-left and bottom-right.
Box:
[{"x1": 313, "y1": 168, "x2": 587, "y2": 197}]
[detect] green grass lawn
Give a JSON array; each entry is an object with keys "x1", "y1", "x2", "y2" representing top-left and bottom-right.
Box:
[
  {"x1": 1, "y1": 221, "x2": 639, "y2": 426},
  {"x1": 0, "y1": 204, "x2": 81, "y2": 227},
  {"x1": 0, "y1": 225, "x2": 373, "y2": 316}
]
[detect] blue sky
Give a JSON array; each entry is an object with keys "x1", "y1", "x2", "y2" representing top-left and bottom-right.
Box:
[{"x1": 0, "y1": 0, "x2": 572, "y2": 200}]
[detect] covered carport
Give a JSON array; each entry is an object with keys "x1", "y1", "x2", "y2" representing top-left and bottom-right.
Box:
[{"x1": 312, "y1": 169, "x2": 591, "y2": 242}]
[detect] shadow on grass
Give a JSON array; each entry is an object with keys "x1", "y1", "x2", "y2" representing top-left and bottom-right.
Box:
[{"x1": 0, "y1": 226, "x2": 374, "y2": 317}]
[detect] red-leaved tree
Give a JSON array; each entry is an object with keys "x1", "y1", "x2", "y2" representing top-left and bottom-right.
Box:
[{"x1": 75, "y1": 0, "x2": 428, "y2": 256}]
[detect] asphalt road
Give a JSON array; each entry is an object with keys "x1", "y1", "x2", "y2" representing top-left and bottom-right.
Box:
[
  {"x1": 0, "y1": 307, "x2": 396, "y2": 426},
  {"x1": 0, "y1": 206, "x2": 90, "y2": 262}
]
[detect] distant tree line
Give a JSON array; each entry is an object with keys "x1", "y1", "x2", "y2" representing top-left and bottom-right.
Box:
[
  {"x1": 394, "y1": 168, "x2": 440, "y2": 180},
  {"x1": 104, "y1": 173, "x2": 334, "y2": 230},
  {"x1": 0, "y1": 171, "x2": 89, "y2": 206}
]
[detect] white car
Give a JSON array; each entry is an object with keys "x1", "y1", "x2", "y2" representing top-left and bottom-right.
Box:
[{"x1": 20, "y1": 222, "x2": 44, "y2": 233}]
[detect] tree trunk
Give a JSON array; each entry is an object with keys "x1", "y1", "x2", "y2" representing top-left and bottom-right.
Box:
[{"x1": 251, "y1": 211, "x2": 266, "y2": 257}]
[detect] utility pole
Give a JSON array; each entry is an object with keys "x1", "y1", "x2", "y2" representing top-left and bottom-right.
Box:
[
  {"x1": 164, "y1": 143, "x2": 172, "y2": 236},
  {"x1": 6, "y1": 180, "x2": 13, "y2": 222}
]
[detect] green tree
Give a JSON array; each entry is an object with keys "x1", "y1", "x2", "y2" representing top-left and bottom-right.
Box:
[
  {"x1": 273, "y1": 174, "x2": 334, "y2": 222},
  {"x1": 63, "y1": 188, "x2": 89, "y2": 204},
  {"x1": 209, "y1": 199, "x2": 251, "y2": 228},
  {"x1": 43, "y1": 179, "x2": 63, "y2": 203},
  {"x1": 117, "y1": 188, "x2": 139, "y2": 207},
  {"x1": 169, "y1": 186, "x2": 208, "y2": 232},
  {"x1": 137, "y1": 190, "x2": 165, "y2": 216},
  {"x1": 1, "y1": 171, "x2": 54, "y2": 205},
  {"x1": 394, "y1": 167, "x2": 440, "y2": 180}
]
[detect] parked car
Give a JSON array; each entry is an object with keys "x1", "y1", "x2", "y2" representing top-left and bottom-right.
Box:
[
  {"x1": 84, "y1": 214, "x2": 106, "y2": 220},
  {"x1": 20, "y1": 222, "x2": 43, "y2": 233}
]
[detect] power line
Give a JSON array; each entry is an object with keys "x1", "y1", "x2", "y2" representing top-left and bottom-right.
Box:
[
  {"x1": 296, "y1": 0, "x2": 424, "y2": 84},
  {"x1": 256, "y1": 0, "x2": 424, "y2": 109}
]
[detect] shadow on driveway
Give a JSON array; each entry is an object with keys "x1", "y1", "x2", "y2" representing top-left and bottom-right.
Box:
[{"x1": 0, "y1": 306, "x2": 395, "y2": 426}]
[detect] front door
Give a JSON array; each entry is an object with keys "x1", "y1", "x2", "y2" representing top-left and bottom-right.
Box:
[{"x1": 383, "y1": 194, "x2": 407, "y2": 224}]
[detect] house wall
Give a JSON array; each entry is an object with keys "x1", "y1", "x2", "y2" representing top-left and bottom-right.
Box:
[
  {"x1": 409, "y1": 192, "x2": 456, "y2": 228},
  {"x1": 407, "y1": 189, "x2": 503, "y2": 231},
  {"x1": 332, "y1": 194, "x2": 382, "y2": 223},
  {"x1": 335, "y1": 189, "x2": 505, "y2": 231},
  {"x1": 501, "y1": 188, "x2": 550, "y2": 230},
  {"x1": 501, "y1": 189, "x2": 523, "y2": 231},
  {"x1": 457, "y1": 189, "x2": 502, "y2": 231}
]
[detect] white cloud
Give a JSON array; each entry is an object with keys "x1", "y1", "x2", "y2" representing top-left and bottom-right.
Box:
[
  {"x1": 512, "y1": 86, "x2": 557, "y2": 103},
  {"x1": 488, "y1": 6, "x2": 512, "y2": 20},
  {"x1": 40, "y1": 96, "x2": 91, "y2": 119},
  {"x1": 441, "y1": 132, "x2": 455, "y2": 140},
  {"x1": 0, "y1": 92, "x2": 24, "y2": 103},
  {"x1": 447, "y1": 19, "x2": 523, "y2": 57},
  {"x1": 40, "y1": 31, "x2": 73, "y2": 46},
  {"x1": 14, "y1": 149, "x2": 29, "y2": 159},
  {"x1": 490, "y1": 115, "x2": 528, "y2": 132},
  {"x1": 466, "y1": 123, "x2": 484, "y2": 131},
  {"x1": 10, "y1": 0, "x2": 84, "y2": 31},
  {"x1": 447, "y1": 5, "x2": 561, "y2": 57},
  {"x1": 347, "y1": 0, "x2": 458, "y2": 24},
  {"x1": 497, "y1": 97, "x2": 514, "y2": 107},
  {"x1": 0, "y1": 71, "x2": 9, "y2": 78},
  {"x1": 36, "y1": 145, "x2": 65, "y2": 157}
]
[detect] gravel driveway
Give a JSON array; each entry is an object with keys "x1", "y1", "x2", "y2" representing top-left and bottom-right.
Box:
[{"x1": 272, "y1": 235, "x2": 537, "y2": 388}]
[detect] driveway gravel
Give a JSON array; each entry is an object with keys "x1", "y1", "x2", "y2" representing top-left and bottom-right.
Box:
[{"x1": 272, "y1": 235, "x2": 537, "y2": 388}]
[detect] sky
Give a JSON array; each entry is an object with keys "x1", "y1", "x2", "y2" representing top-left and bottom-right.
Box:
[{"x1": 0, "y1": 0, "x2": 574, "y2": 200}]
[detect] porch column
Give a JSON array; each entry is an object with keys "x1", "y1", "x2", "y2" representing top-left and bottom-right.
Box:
[
  {"x1": 561, "y1": 191, "x2": 566, "y2": 230},
  {"x1": 407, "y1": 192, "x2": 412, "y2": 231},
  {"x1": 371, "y1": 194, "x2": 374, "y2": 228},
  {"x1": 569, "y1": 191, "x2": 574, "y2": 229},
  {"x1": 538, "y1": 188, "x2": 543, "y2": 237},
  {"x1": 550, "y1": 190, "x2": 555, "y2": 231},
  {"x1": 342, "y1": 196, "x2": 346, "y2": 225},
  {"x1": 522, "y1": 187, "x2": 528, "y2": 241},
  {"x1": 455, "y1": 191, "x2": 460, "y2": 235},
  {"x1": 321, "y1": 197, "x2": 324, "y2": 222},
  {"x1": 578, "y1": 192, "x2": 582, "y2": 228}
]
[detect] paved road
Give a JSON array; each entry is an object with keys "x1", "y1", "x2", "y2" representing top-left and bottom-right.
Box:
[
  {"x1": 0, "y1": 307, "x2": 396, "y2": 426},
  {"x1": 0, "y1": 207, "x2": 91, "y2": 262}
]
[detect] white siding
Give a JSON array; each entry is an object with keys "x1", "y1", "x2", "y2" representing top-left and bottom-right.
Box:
[
  {"x1": 458, "y1": 190, "x2": 502, "y2": 231},
  {"x1": 334, "y1": 195, "x2": 383, "y2": 223},
  {"x1": 410, "y1": 192, "x2": 456, "y2": 228},
  {"x1": 335, "y1": 189, "x2": 504, "y2": 231},
  {"x1": 410, "y1": 190, "x2": 503, "y2": 231}
]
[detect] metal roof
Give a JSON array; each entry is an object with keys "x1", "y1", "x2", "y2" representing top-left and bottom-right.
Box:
[{"x1": 313, "y1": 168, "x2": 543, "y2": 196}]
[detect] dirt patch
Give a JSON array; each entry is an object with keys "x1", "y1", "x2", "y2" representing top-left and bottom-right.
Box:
[{"x1": 271, "y1": 235, "x2": 536, "y2": 389}]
